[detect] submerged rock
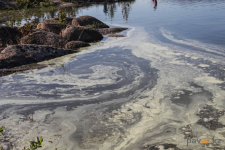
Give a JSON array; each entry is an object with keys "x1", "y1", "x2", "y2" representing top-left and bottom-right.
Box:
[
  {"x1": 108, "y1": 34, "x2": 126, "y2": 37},
  {"x1": 0, "y1": 44, "x2": 76, "y2": 69},
  {"x1": 93, "y1": 27, "x2": 128, "y2": 35},
  {"x1": 0, "y1": 26, "x2": 22, "y2": 47},
  {"x1": 65, "y1": 41, "x2": 90, "y2": 50},
  {"x1": 72, "y1": 15, "x2": 109, "y2": 28},
  {"x1": 61, "y1": 25, "x2": 103, "y2": 42},
  {"x1": 20, "y1": 31, "x2": 67, "y2": 48}
]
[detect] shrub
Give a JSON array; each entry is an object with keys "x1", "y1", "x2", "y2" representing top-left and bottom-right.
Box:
[
  {"x1": 57, "y1": 10, "x2": 68, "y2": 24},
  {"x1": 19, "y1": 21, "x2": 39, "y2": 36}
]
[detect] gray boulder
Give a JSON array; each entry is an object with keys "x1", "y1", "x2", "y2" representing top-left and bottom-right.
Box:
[
  {"x1": 65, "y1": 41, "x2": 90, "y2": 50},
  {"x1": 20, "y1": 31, "x2": 67, "y2": 48},
  {"x1": 72, "y1": 16, "x2": 109, "y2": 28},
  {"x1": 36, "y1": 22, "x2": 67, "y2": 34},
  {"x1": 0, "y1": 44, "x2": 76, "y2": 69},
  {"x1": 61, "y1": 26, "x2": 103, "y2": 42}
]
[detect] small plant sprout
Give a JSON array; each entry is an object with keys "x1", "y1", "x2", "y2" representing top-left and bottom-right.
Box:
[
  {"x1": 0, "y1": 126, "x2": 5, "y2": 137},
  {"x1": 22, "y1": 136, "x2": 43, "y2": 150}
]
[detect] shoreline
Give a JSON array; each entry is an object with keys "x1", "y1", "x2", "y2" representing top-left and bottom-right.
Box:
[{"x1": 0, "y1": 14, "x2": 128, "y2": 77}]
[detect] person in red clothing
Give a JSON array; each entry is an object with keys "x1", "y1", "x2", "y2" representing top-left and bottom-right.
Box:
[{"x1": 153, "y1": 0, "x2": 157, "y2": 9}]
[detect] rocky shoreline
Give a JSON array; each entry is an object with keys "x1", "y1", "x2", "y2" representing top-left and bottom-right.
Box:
[{"x1": 0, "y1": 15, "x2": 128, "y2": 77}]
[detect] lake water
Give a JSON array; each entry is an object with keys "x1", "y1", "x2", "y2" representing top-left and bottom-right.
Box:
[
  {"x1": 1, "y1": 0, "x2": 225, "y2": 150},
  {"x1": 75, "y1": 0, "x2": 225, "y2": 47}
]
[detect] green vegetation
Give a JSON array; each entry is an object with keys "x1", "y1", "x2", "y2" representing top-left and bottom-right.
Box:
[
  {"x1": 57, "y1": 9, "x2": 68, "y2": 24},
  {"x1": 0, "y1": 127, "x2": 58, "y2": 149},
  {"x1": 15, "y1": 0, "x2": 35, "y2": 9},
  {"x1": 15, "y1": 0, "x2": 55, "y2": 9},
  {"x1": 22, "y1": 136, "x2": 43, "y2": 150},
  {"x1": 3, "y1": 5, "x2": 15, "y2": 10},
  {"x1": 0, "y1": 126, "x2": 4, "y2": 136},
  {"x1": 86, "y1": 22, "x2": 103, "y2": 28},
  {"x1": 19, "y1": 21, "x2": 39, "y2": 36},
  {"x1": 40, "y1": 1, "x2": 55, "y2": 7}
]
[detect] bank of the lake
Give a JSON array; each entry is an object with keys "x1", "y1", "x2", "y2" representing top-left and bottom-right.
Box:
[{"x1": 0, "y1": 15, "x2": 128, "y2": 76}]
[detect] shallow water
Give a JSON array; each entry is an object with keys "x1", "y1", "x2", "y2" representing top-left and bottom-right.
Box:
[{"x1": 1, "y1": 0, "x2": 225, "y2": 150}]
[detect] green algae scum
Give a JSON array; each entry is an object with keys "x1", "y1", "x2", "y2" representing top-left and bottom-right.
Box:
[{"x1": 1, "y1": 0, "x2": 225, "y2": 150}]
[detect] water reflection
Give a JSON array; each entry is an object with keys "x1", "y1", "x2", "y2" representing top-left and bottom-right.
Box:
[
  {"x1": 108, "y1": 3, "x2": 116, "y2": 21},
  {"x1": 1, "y1": 0, "x2": 135, "y2": 26},
  {"x1": 103, "y1": 2, "x2": 108, "y2": 15},
  {"x1": 153, "y1": 0, "x2": 157, "y2": 10},
  {"x1": 119, "y1": 1, "x2": 134, "y2": 21}
]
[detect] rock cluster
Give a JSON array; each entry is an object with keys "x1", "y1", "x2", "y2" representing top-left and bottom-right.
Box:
[{"x1": 0, "y1": 15, "x2": 128, "y2": 72}]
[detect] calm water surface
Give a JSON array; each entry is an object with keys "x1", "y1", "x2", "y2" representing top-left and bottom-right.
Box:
[{"x1": 74, "y1": 0, "x2": 225, "y2": 47}]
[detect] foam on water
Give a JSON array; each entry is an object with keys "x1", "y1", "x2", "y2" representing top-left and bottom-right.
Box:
[{"x1": 1, "y1": 22, "x2": 225, "y2": 150}]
